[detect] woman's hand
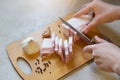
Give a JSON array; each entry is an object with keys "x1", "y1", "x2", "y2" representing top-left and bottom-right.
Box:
[
  {"x1": 73, "y1": 0, "x2": 120, "y2": 33},
  {"x1": 83, "y1": 36, "x2": 120, "y2": 75}
]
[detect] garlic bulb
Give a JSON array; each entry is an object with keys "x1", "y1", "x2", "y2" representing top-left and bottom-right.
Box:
[{"x1": 22, "y1": 37, "x2": 40, "y2": 55}]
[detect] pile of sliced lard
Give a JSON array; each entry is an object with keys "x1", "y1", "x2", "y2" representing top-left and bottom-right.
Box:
[
  {"x1": 41, "y1": 33, "x2": 73, "y2": 63},
  {"x1": 41, "y1": 14, "x2": 92, "y2": 63},
  {"x1": 22, "y1": 14, "x2": 92, "y2": 63}
]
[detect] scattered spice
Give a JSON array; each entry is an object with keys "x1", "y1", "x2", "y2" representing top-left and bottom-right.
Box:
[
  {"x1": 36, "y1": 59, "x2": 40, "y2": 64},
  {"x1": 35, "y1": 62, "x2": 37, "y2": 65},
  {"x1": 58, "y1": 25, "x2": 60, "y2": 28},
  {"x1": 38, "y1": 71, "x2": 40, "y2": 74},
  {"x1": 41, "y1": 59, "x2": 44, "y2": 62},
  {"x1": 48, "y1": 61, "x2": 51, "y2": 65},
  {"x1": 40, "y1": 68, "x2": 43, "y2": 74},
  {"x1": 43, "y1": 67, "x2": 46, "y2": 72},
  {"x1": 35, "y1": 70, "x2": 37, "y2": 73},
  {"x1": 34, "y1": 58, "x2": 52, "y2": 74},
  {"x1": 43, "y1": 63, "x2": 49, "y2": 67},
  {"x1": 59, "y1": 31, "x2": 61, "y2": 33},
  {"x1": 37, "y1": 67, "x2": 40, "y2": 69}
]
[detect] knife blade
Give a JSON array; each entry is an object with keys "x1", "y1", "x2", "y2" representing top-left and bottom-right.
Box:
[{"x1": 59, "y1": 17, "x2": 93, "y2": 45}]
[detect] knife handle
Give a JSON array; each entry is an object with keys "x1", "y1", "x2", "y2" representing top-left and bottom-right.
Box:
[
  {"x1": 90, "y1": 38, "x2": 96, "y2": 45},
  {"x1": 90, "y1": 35, "x2": 112, "y2": 45}
]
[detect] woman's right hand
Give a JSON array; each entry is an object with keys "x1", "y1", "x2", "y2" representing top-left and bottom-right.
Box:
[{"x1": 73, "y1": 0, "x2": 120, "y2": 33}]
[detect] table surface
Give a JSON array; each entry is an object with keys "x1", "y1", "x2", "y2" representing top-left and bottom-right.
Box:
[{"x1": 0, "y1": 0, "x2": 120, "y2": 80}]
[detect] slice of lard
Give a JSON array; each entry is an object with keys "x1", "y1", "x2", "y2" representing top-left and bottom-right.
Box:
[
  {"x1": 55, "y1": 36, "x2": 59, "y2": 52},
  {"x1": 41, "y1": 38, "x2": 55, "y2": 58},
  {"x1": 58, "y1": 38, "x2": 64, "y2": 61},
  {"x1": 51, "y1": 33, "x2": 56, "y2": 48},
  {"x1": 68, "y1": 37, "x2": 74, "y2": 60},
  {"x1": 62, "y1": 14, "x2": 92, "y2": 37},
  {"x1": 64, "y1": 40, "x2": 71, "y2": 63},
  {"x1": 68, "y1": 37, "x2": 73, "y2": 52}
]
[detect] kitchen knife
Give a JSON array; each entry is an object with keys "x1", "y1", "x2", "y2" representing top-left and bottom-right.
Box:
[{"x1": 59, "y1": 17, "x2": 95, "y2": 45}]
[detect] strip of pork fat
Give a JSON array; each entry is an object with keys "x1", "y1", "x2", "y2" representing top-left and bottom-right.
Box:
[
  {"x1": 41, "y1": 38, "x2": 55, "y2": 58},
  {"x1": 55, "y1": 36, "x2": 59, "y2": 53},
  {"x1": 51, "y1": 33, "x2": 56, "y2": 48},
  {"x1": 58, "y1": 38, "x2": 64, "y2": 62}
]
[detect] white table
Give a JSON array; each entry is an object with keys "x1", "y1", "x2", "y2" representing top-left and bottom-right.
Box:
[{"x1": 0, "y1": 0, "x2": 120, "y2": 80}]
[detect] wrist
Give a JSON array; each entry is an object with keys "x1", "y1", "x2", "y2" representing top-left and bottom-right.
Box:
[{"x1": 113, "y1": 63, "x2": 120, "y2": 75}]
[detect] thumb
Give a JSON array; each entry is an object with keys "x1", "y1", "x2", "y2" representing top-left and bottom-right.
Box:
[
  {"x1": 94, "y1": 36, "x2": 108, "y2": 43},
  {"x1": 82, "y1": 17, "x2": 98, "y2": 33},
  {"x1": 73, "y1": 6, "x2": 92, "y2": 17}
]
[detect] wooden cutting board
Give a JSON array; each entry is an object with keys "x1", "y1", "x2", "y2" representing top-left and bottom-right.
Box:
[{"x1": 7, "y1": 13, "x2": 104, "y2": 80}]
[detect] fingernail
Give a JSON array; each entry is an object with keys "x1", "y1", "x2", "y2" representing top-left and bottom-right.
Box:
[
  {"x1": 94, "y1": 36, "x2": 99, "y2": 40},
  {"x1": 83, "y1": 47, "x2": 89, "y2": 53},
  {"x1": 95, "y1": 35, "x2": 98, "y2": 38}
]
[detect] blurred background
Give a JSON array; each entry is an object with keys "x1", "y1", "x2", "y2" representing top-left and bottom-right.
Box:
[{"x1": 0, "y1": 0, "x2": 120, "y2": 80}]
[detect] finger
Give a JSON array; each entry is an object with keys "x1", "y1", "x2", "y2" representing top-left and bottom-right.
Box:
[
  {"x1": 94, "y1": 58, "x2": 102, "y2": 65},
  {"x1": 73, "y1": 6, "x2": 92, "y2": 17},
  {"x1": 81, "y1": 3, "x2": 90, "y2": 10},
  {"x1": 97, "y1": 64, "x2": 113, "y2": 72},
  {"x1": 77, "y1": 24, "x2": 86, "y2": 32},
  {"x1": 81, "y1": 17, "x2": 98, "y2": 33},
  {"x1": 83, "y1": 44, "x2": 95, "y2": 53},
  {"x1": 81, "y1": 4, "x2": 87, "y2": 9},
  {"x1": 92, "y1": 50, "x2": 101, "y2": 58},
  {"x1": 94, "y1": 36, "x2": 108, "y2": 43}
]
